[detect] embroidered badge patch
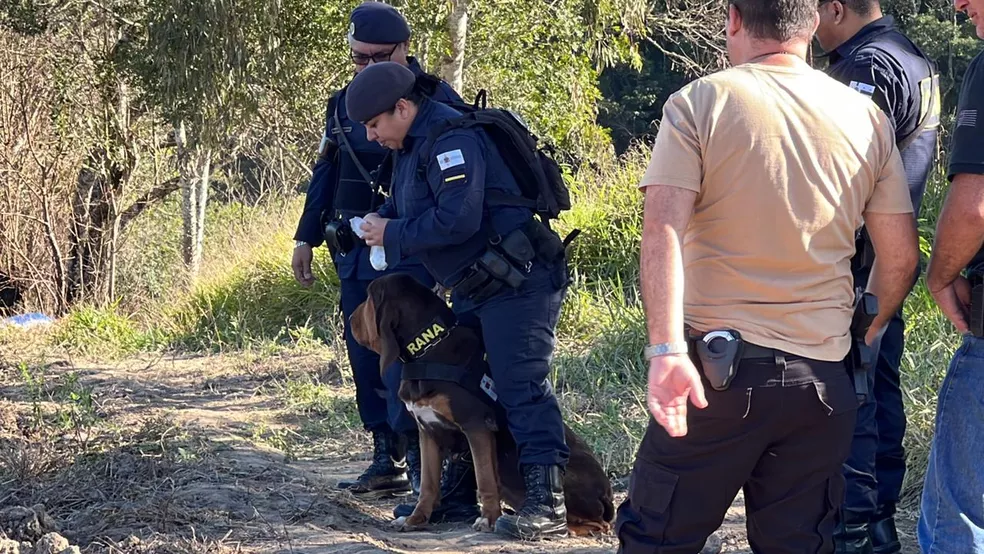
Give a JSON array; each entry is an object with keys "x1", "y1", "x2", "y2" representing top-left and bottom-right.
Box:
[
  {"x1": 849, "y1": 81, "x2": 876, "y2": 97},
  {"x1": 437, "y1": 149, "x2": 465, "y2": 170},
  {"x1": 480, "y1": 375, "x2": 498, "y2": 401}
]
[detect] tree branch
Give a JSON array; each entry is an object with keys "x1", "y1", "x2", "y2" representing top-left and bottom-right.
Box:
[{"x1": 118, "y1": 176, "x2": 181, "y2": 230}]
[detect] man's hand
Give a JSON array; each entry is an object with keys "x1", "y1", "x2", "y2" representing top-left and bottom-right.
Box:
[
  {"x1": 361, "y1": 213, "x2": 389, "y2": 246},
  {"x1": 292, "y1": 243, "x2": 315, "y2": 288},
  {"x1": 929, "y1": 275, "x2": 972, "y2": 334},
  {"x1": 647, "y1": 354, "x2": 708, "y2": 438}
]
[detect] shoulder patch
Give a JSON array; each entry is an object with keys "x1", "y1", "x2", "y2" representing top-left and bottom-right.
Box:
[
  {"x1": 957, "y1": 109, "x2": 978, "y2": 128},
  {"x1": 849, "y1": 81, "x2": 876, "y2": 97},
  {"x1": 436, "y1": 149, "x2": 465, "y2": 170}
]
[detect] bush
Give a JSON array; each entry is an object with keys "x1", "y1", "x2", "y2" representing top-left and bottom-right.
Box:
[
  {"x1": 165, "y1": 224, "x2": 342, "y2": 352},
  {"x1": 49, "y1": 304, "x2": 161, "y2": 358}
]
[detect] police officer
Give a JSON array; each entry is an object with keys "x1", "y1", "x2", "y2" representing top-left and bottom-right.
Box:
[
  {"x1": 918, "y1": 3, "x2": 984, "y2": 551},
  {"x1": 815, "y1": 3, "x2": 940, "y2": 552},
  {"x1": 613, "y1": 0, "x2": 920, "y2": 551},
  {"x1": 348, "y1": 62, "x2": 573, "y2": 540},
  {"x1": 291, "y1": 2, "x2": 461, "y2": 499}
]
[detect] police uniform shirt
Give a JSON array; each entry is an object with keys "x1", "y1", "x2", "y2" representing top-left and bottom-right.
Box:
[
  {"x1": 954, "y1": 51, "x2": 984, "y2": 271},
  {"x1": 292, "y1": 58, "x2": 461, "y2": 280},
  {"x1": 376, "y1": 99, "x2": 531, "y2": 285},
  {"x1": 825, "y1": 16, "x2": 940, "y2": 216}
]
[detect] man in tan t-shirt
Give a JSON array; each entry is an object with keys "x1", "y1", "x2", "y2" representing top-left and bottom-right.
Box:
[{"x1": 614, "y1": 1, "x2": 919, "y2": 553}]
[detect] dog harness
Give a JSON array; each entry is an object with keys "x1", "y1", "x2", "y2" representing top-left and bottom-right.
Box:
[{"x1": 399, "y1": 312, "x2": 498, "y2": 403}]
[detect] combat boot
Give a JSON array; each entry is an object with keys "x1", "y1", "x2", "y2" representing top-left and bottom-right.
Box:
[
  {"x1": 833, "y1": 519, "x2": 875, "y2": 554},
  {"x1": 337, "y1": 430, "x2": 411, "y2": 498},
  {"x1": 494, "y1": 464, "x2": 568, "y2": 540},
  {"x1": 405, "y1": 434, "x2": 421, "y2": 496},
  {"x1": 869, "y1": 504, "x2": 901, "y2": 554},
  {"x1": 393, "y1": 444, "x2": 480, "y2": 523}
]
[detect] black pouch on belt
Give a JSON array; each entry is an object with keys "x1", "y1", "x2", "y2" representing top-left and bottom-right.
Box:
[
  {"x1": 477, "y1": 248, "x2": 527, "y2": 289},
  {"x1": 694, "y1": 330, "x2": 744, "y2": 391},
  {"x1": 498, "y1": 227, "x2": 536, "y2": 270},
  {"x1": 971, "y1": 271, "x2": 984, "y2": 338}
]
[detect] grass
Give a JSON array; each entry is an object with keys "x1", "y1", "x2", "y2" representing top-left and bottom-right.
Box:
[{"x1": 0, "y1": 137, "x2": 961, "y2": 513}]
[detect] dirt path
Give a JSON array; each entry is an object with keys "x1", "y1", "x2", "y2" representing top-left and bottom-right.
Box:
[{"x1": 0, "y1": 352, "x2": 918, "y2": 553}]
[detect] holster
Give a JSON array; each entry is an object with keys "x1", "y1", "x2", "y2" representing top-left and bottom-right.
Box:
[
  {"x1": 845, "y1": 291, "x2": 879, "y2": 403},
  {"x1": 455, "y1": 221, "x2": 562, "y2": 303},
  {"x1": 970, "y1": 271, "x2": 984, "y2": 338},
  {"x1": 688, "y1": 328, "x2": 744, "y2": 391},
  {"x1": 323, "y1": 217, "x2": 359, "y2": 256}
]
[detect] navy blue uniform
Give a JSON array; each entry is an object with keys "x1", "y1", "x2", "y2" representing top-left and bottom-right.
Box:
[
  {"x1": 294, "y1": 58, "x2": 461, "y2": 436},
  {"x1": 377, "y1": 98, "x2": 571, "y2": 466},
  {"x1": 825, "y1": 16, "x2": 940, "y2": 522}
]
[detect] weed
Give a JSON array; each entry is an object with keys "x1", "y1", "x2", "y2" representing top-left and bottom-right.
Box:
[{"x1": 51, "y1": 303, "x2": 162, "y2": 359}]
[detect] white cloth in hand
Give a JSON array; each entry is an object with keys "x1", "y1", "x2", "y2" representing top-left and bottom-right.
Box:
[{"x1": 349, "y1": 216, "x2": 388, "y2": 271}]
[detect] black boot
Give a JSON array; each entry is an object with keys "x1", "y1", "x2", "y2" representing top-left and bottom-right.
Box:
[
  {"x1": 494, "y1": 464, "x2": 568, "y2": 540},
  {"x1": 337, "y1": 430, "x2": 411, "y2": 498},
  {"x1": 833, "y1": 519, "x2": 874, "y2": 554},
  {"x1": 869, "y1": 505, "x2": 901, "y2": 554},
  {"x1": 406, "y1": 434, "x2": 421, "y2": 496},
  {"x1": 393, "y1": 443, "x2": 480, "y2": 523}
]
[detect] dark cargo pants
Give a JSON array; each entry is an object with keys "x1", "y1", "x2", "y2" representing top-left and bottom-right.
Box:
[
  {"x1": 841, "y1": 312, "x2": 907, "y2": 520},
  {"x1": 615, "y1": 348, "x2": 859, "y2": 553}
]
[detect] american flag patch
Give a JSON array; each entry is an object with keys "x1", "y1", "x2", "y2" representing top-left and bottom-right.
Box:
[{"x1": 957, "y1": 109, "x2": 978, "y2": 128}]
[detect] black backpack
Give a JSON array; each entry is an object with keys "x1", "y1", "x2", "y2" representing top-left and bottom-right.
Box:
[{"x1": 425, "y1": 90, "x2": 573, "y2": 224}]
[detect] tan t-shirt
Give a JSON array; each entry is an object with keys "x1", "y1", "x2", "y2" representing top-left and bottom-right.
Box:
[{"x1": 642, "y1": 60, "x2": 912, "y2": 362}]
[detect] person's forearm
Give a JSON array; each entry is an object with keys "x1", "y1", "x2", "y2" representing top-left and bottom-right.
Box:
[
  {"x1": 927, "y1": 175, "x2": 984, "y2": 291},
  {"x1": 866, "y1": 255, "x2": 917, "y2": 333},
  {"x1": 641, "y1": 224, "x2": 685, "y2": 344},
  {"x1": 640, "y1": 187, "x2": 693, "y2": 345}
]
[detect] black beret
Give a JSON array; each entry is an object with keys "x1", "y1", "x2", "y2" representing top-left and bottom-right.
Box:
[
  {"x1": 349, "y1": 2, "x2": 411, "y2": 45},
  {"x1": 346, "y1": 62, "x2": 416, "y2": 122}
]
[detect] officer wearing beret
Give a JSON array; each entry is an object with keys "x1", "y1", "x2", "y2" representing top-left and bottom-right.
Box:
[
  {"x1": 815, "y1": 3, "x2": 940, "y2": 552},
  {"x1": 351, "y1": 62, "x2": 574, "y2": 540},
  {"x1": 291, "y1": 1, "x2": 462, "y2": 500}
]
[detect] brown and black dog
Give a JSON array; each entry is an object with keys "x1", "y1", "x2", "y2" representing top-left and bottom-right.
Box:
[{"x1": 350, "y1": 272, "x2": 614, "y2": 536}]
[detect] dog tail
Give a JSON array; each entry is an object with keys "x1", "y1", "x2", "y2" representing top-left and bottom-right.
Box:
[{"x1": 603, "y1": 496, "x2": 615, "y2": 523}]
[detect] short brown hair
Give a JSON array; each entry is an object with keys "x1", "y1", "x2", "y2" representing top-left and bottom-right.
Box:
[{"x1": 729, "y1": 0, "x2": 817, "y2": 42}]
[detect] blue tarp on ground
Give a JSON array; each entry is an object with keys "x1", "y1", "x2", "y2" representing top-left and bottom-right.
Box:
[{"x1": 1, "y1": 313, "x2": 54, "y2": 328}]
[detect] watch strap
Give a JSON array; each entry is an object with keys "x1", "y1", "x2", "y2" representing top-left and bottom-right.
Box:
[{"x1": 644, "y1": 341, "x2": 689, "y2": 360}]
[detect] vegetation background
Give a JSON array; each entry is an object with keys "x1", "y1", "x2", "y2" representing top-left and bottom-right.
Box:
[{"x1": 0, "y1": 0, "x2": 981, "y2": 548}]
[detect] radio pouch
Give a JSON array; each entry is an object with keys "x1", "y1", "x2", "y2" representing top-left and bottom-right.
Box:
[{"x1": 477, "y1": 249, "x2": 527, "y2": 289}]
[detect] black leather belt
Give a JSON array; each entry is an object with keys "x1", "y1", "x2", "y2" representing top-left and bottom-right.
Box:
[{"x1": 740, "y1": 343, "x2": 780, "y2": 360}]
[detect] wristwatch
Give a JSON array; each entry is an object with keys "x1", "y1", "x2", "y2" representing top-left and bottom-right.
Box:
[
  {"x1": 644, "y1": 341, "x2": 689, "y2": 360},
  {"x1": 294, "y1": 240, "x2": 309, "y2": 249}
]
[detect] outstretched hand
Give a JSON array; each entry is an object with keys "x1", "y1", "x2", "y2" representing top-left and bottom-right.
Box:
[{"x1": 647, "y1": 354, "x2": 708, "y2": 437}]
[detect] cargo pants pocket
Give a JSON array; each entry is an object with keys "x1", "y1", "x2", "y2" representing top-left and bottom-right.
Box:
[
  {"x1": 617, "y1": 457, "x2": 679, "y2": 548},
  {"x1": 817, "y1": 476, "x2": 846, "y2": 553}
]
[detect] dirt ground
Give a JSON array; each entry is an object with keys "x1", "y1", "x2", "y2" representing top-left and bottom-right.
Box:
[{"x1": 0, "y1": 352, "x2": 921, "y2": 553}]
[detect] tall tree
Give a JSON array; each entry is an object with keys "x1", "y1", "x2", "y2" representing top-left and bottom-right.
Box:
[{"x1": 441, "y1": 0, "x2": 468, "y2": 92}]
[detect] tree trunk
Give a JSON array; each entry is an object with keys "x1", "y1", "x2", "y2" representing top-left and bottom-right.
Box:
[
  {"x1": 175, "y1": 122, "x2": 211, "y2": 277},
  {"x1": 441, "y1": 0, "x2": 469, "y2": 92}
]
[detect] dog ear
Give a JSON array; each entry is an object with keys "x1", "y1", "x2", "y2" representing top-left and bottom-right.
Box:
[
  {"x1": 368, "y1": 280, "x2": 402, "y2": 373},
  {"x1": 350, "y1": 297, "x2": 376, "y2": 350}
]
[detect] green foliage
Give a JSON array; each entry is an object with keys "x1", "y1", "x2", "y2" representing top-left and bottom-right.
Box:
[
  {"x1": 558, "y1": 143, "x2": 647, "y2": 289},
  {"x1": 0, "y1": 0, "x2": 48, "y2": 34},
  {"x1": 165, "y1": 221, "x2": 340, "y2": 351},
  {"x1": 51, "y1": 304, "x2": 161, "y2": 358}
]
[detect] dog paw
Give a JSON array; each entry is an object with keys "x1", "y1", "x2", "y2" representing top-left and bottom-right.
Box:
[
  {"x1": 390, "y1": 516, "x2": 408, "y2": 529},
  {"x1": 472, "y1": 517, "x2": 494, "y2": 532},
  {"x1": 391, "y1": 514, "x2": 429, "y2": 532}
]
